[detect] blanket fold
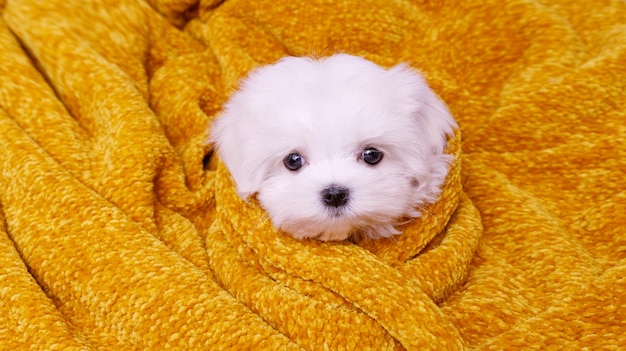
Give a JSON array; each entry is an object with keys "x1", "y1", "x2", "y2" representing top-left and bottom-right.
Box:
[{"x1": 1, "y1": 0, "x2": 625, "y2": 350}]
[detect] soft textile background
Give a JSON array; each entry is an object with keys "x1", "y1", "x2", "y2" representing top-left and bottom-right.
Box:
[{"x1": 0, "y1": 0, "x2": 624, "y2": 350}]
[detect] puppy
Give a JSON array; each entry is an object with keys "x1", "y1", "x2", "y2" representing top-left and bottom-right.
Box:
[{"x1": 209, "y1": 54, "x2": 457, "y2": 241}]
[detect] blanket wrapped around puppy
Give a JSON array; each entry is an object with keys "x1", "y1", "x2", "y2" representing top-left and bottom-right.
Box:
[{"x1": 0, "y1": 0, "x2": 624, "y2": 349}]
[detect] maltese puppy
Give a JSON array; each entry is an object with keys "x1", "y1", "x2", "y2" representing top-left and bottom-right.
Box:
[{"x1": 209, "y1": 54, "x2": 457, "y2": 241}]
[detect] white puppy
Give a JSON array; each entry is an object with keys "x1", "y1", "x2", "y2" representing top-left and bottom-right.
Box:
[{"x1": 209, "y1": 54, "x2": 457, "y2": 241}]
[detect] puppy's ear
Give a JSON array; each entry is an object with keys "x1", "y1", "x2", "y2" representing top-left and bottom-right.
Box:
[
  {"x1": 387, "y1": 64, "x2": 458, "y2": 204},
  {"x1": 208, "y1": 111, "x2": 269, "y2": 200},
  {"x1": 389, "y1": 64, "x2": 457, "y2": 154}
]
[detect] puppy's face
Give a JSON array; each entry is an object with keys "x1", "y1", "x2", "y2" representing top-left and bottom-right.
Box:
[{"x1": 210, "y1": 54, "x2": 456, "y2": 241}]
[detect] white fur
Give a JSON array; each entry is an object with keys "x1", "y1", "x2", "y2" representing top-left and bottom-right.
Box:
[{"x1": 209, "y1": 54, "x2": 457, "y2": 241}]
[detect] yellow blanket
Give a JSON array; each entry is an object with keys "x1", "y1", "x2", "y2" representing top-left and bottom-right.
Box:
[{"x1": 1, "y1": 0, "x2": 624, "y2": 349}]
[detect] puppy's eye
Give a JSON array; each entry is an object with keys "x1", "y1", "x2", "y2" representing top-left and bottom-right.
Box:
[
  {"x1": 361, "y1": 147, "x2": 383, "y2": 165},
  {"x1": 283, "y1": 153, "x2": 305, "y2": 171}
]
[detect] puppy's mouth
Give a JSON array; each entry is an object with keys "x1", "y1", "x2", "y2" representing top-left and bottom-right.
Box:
[{"x1": 325, "y1": 207, "x2": 347, "y2": 219}]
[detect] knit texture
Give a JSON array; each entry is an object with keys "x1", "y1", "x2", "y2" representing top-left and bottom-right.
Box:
[{"x1": 0, "y1": 0, "x2": 624, "y2": 350}]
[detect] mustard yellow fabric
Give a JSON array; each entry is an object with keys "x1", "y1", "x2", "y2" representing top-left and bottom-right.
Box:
[{"x1": 0, "y1": 0, "x2": 624, "y2": 349}]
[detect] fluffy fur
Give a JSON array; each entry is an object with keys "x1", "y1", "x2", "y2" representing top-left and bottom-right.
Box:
[{"x1": 209, "y1": 54, "x2": 457, "y2": 241}]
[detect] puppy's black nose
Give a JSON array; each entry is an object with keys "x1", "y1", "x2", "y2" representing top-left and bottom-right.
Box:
[{"x1": 321, "y1": 186, "x2": 350, "y2": 208}]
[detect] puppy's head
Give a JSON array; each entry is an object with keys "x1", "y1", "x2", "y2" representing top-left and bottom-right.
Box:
[{"x1": 210, "y1": 54, "x2": 457, "y2": 241}]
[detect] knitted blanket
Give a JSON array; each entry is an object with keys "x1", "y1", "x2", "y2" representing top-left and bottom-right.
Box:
[{"x1": 1, "y1": 0, "x2": 624, "y2": 349}]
